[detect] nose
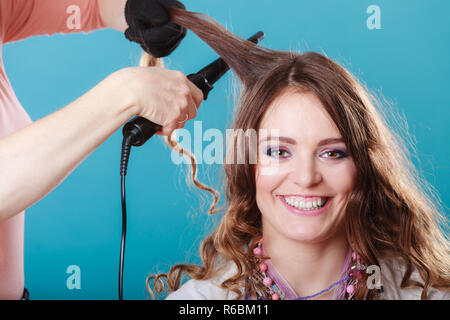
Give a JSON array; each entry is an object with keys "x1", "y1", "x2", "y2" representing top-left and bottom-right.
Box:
[{"x1": 288, "y1": 155, "x2": 322, "y2": 188}]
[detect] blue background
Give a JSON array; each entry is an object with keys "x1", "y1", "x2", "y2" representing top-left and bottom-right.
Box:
[{"x1": 2, "y1": 0, "x2": 449, "y2": 299}]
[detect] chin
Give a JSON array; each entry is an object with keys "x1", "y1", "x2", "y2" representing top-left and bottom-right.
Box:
[{"x1": 284, "y1": 228, "x2": 328, "y2": 243}]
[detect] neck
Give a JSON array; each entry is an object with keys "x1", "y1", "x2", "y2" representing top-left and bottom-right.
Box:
[{"x1": 263, "y1": 230, "x2": 349, "y2": 299}]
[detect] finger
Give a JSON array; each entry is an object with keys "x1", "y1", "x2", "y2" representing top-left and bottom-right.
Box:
[
  {"x1": 159, "y1": 96, "x2": 187, "y2": 134},
  {"x1": 160, "y1": 121, "x2": 181, "y2": 136},
  {"x1": 183, "y1": 92, "x2": 198, "y2": 120},
  {"x1": 185, "y1": 79, "x2": 204, "y2": 109},
  {"x1": 154, "y1": 121, "x2": 182, "y2": 136}
]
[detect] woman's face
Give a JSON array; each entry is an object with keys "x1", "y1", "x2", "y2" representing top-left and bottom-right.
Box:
[{"x1": 255, "y1": 89, "x2": 357, "y2": 244}]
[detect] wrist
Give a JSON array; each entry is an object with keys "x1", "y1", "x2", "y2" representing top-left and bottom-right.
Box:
[{"x1": 102, "y1": 69, "x2": 141, "y2": 120}]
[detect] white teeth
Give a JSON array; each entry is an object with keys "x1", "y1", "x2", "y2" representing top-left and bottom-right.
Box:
[{"x1": 283, "y1": 196, "x2": 327, "y2": 210}]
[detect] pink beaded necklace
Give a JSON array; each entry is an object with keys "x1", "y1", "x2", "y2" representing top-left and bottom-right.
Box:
[{"x1": 248, "y1": 238, "x2": 366, "y2": 300}]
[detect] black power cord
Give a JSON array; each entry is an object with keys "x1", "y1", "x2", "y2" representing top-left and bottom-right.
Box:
[{"x1": 119, "y1": 134, "x2": 133, "y2": 300}]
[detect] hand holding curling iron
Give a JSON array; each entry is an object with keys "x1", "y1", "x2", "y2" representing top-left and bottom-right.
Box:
[{"x1": 106, "y1": 67, "x2": 204, "y2": 137}]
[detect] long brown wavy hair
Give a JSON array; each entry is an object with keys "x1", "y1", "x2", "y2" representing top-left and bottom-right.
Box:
[{"x1": 143, "y1": 8, "x2": 449, "y2": 300}]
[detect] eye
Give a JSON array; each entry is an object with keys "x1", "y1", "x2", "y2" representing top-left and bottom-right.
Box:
[
  {"x1": 320, "y1": 149, "x2": 348, "y2": 159},
  {"x1": 266, "y1": 147, "x2": 290, "y2": 158}
]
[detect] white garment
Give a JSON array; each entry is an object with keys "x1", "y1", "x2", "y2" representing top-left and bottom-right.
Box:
[
  {"x1": 166, "y1": 263, "x2": 240, "y2": 300},
  {"x1": 378, "y1": 253, "x2": 449, "y2": 300},
  {"x1": 166, "y1": 254, "x2": 449, "y2": 300}
]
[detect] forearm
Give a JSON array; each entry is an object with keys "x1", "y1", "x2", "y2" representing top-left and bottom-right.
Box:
[
  {"x1": 0, "y1": 72, "x2": 138, "y2": 221},
  {"x1": 0, "y1": 213, "x2": 24, "y2": 299},
  {"x1": 0, "y1": 65, "x2": 199, "y2": 298},
  {"x1": 98, "y1": 0, "x2": 128, "y2": 32}
]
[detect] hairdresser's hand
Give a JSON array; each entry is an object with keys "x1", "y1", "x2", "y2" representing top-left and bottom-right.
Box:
[
  {"x1": 124, "y1": 0, "x2": 187, "y2": 57},
  {"x1": 112, "y1": 67, "x2": 203, "y2": 136}
]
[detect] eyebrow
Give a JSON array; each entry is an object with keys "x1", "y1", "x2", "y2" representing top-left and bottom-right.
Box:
[{"x1": 259, "y1": 136, "x2": 345, "y2": 146}]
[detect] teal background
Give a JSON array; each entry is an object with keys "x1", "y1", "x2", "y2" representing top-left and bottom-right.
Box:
[{"x1": 2, "y1": 0, "x2": 449, "y2": 299}]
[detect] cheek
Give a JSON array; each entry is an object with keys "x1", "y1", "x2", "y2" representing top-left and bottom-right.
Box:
[
  {"x1": 254, "y1": 165, "x2": 286, "y2": 213},
  {"x1": 323, "y1": 160, "x2": 357, "y2": 196},
  {"x1": 254, "y1": 164, "x2": 289, "y2": 195}
]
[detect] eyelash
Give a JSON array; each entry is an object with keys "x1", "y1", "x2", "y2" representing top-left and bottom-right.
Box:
[
  {"x1": 265, "y1": 148, "x2": 349, "y2": 160},
  {"x1": 320, "y1": 150, "x2": 349, "y2": 159},
  {"x1": 266, "y1": 148, "x2": 290, "y2": 158}
]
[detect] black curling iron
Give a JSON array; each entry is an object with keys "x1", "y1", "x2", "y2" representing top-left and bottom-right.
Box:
[{"x1": 118, "y1": 31, "x2": 265, "y2": 300}]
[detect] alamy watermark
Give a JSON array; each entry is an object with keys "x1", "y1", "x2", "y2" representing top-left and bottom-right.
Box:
[
  {"x1": 66, "y1": 5, "x2": 81, "y2": 30},
  {"x1": 66, "y1": 265, "x2": 81, "y2": 290},
  {"x1": 367, "y1": 5, "x2": 382, "y2": 30},
  {"x1": 171, "y1": 121, "x2": 280, "y2": 171},
  {"x1": 366, "y1": 264, "x2": 382, "y2": 290}
]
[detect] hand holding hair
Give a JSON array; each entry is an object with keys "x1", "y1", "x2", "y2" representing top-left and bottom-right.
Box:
[{"x1": 124, "y1": 0, "x2": 187, "y2": 57}]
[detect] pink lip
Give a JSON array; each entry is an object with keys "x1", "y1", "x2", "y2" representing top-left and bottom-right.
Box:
[{"x1": 278, "y1": 195, "x2": 332, "y2": 216}]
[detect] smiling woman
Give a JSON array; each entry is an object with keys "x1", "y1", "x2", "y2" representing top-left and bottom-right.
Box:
[
  {"x1": 145, "y1": 8, "x2": 450, "y2": 300},
  {"x1": 255, "y1": 89, "x2": 357, "y2": 247}
]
